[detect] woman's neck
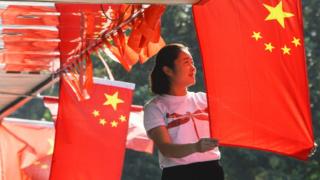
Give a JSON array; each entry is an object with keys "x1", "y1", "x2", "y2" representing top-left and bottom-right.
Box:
[{"x1": 168, "y1": 86, "x2": 187, "y2": 96}]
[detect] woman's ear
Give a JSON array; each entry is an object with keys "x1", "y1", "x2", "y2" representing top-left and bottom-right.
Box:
[{"x1": 162, "y1": 66, "x2": 174, "y2": 77}]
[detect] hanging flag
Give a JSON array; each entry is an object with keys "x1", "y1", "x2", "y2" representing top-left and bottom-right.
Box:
[
  {"x1": 43, "y1": 97, "x2": 153, "y2": 154},
  {"x1": 50, "y1": 78, "x2": 135, "y2": 180},
  {"x1": 0, "y1": 118, "x2": 54, "y2": 180},
  {"x1": 193, "y1": 0, "x2": 314, "y2": 160},
  {"x1": 0, "y1": 125, "x2": 27, "y2": 180},
  {"x1": 126, "y1": 105, "x2": 154, "y2": 154}
]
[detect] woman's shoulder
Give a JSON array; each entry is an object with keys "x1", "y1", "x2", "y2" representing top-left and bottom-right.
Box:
[
  {"x1": 189, "y1": 91, "x2": 207, "y2": 105},
  {"x1": 189, "y1": 91, "x2": 207, "y2": 99},
  {"x1": 144, "y1": 95, "x2": 164, "y2": 110}
]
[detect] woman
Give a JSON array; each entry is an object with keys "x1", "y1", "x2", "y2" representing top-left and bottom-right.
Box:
[{"x1": 143, "y1": 43, "x2": 224, "y2": 180}]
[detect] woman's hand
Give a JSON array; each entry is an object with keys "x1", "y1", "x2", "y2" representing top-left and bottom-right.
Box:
[{"x1": 195, "y1": 138, "x2": 219, "y2": 153}]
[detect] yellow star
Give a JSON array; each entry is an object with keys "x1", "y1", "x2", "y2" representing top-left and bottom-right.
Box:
[
  {"x1": 40, "y1": 164, "x2": 49, "y2": 169},
  {"x1": 252, "y1": 31, "x2": 262, "y2": 41},
  {"x1": 292, "y1": 37, "x2": 301, "y2": 47},
  {"x1": 119, "y1": 115, "x2": 127, "y2": 122},
  {"x1": 111, "y1": 120, "x2": 118, "y2": 127},
  {"x1": 47, "y1": 138, "x2": 54, "y2": 155},
  {"x1": 281, "y1": 45, "x2": 291, "y2": 55},
  {"x1": 33, "y1": 161, "x2": 40, "y2": 165},
  {"x1": 263, "y1": 1, "x2": 294, "y2": 28},
  {"x1": 264, "y1": 42, "x2": 275, "y2": 52},
  {"x1": 92, "y1": 110, "x2": 100, "y2": 117},
  {"x1": 103, "y1": 92, "x2": 124, "y2": 111},
  {"x1": 99, "y1": 118, "x2": 107, "y2": 126}
]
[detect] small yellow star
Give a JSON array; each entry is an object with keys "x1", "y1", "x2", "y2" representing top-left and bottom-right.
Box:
[
  {"x1": 252, "y1": 31, "x2": 262, "y2": 41},
  {"x1": 99, "y1": 118, "x2": 107, "y2": 126},
  {"x1": 119, "y1": 115, "x2": 127, "y2": 122},
  {"x1": 40, "y1": 164, "x2": 49, "y2": 169},
  {"x1": 264, "y1": 42, "x2": 275, "y2": 52},
  {"x1": 92, "y1": 110, "x2": 100, "y2": 117},
  {"x1": 47, "y1": 138, "x2": 54, "y2": 155},
  {"x1": 103, "y1": 92, "x2": 124, "y2": 111},
  {"x1": 263, "y1": 0, "x2": 294, "y2": 28},
  {"x1": 292, "y1": 37, "x2": 301, "y2": 47},
  {"x1": 281, "y1": 45, "x2": 291, "y2": 55},
  {"x1": 111, "y1": 120, "x2": 118, "y2": 127}
]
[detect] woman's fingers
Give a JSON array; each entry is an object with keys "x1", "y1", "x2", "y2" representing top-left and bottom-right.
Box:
[
  {"x1": 196, "y1": 138, "x2": 219, "y2": 152},
  {"x1": 202, "y1": 138, "x2": 219, "y2": 145}
]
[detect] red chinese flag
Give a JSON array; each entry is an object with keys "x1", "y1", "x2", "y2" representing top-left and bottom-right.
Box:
[
  {"x1": 193, "y1": 0, "x2": 314, "y2": 160},
  {"x1": 44, "y1": 97, "x2": 154, "y2": 154},
  {"x1": 50, "y1": 78, "x2": 134, "y2": 179}
]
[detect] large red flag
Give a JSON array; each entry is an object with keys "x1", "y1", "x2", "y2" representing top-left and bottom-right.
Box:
[
  {"x1": 49, "y1": 78, "x2": 134, "y2": 180},
  {"x1": 193, "y1": 0, "x2": 314, "y2": 160}
]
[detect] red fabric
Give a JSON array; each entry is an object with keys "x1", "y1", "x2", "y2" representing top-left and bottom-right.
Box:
[
  {"x1": 49, "y1": 79, "x2": 134, "y2": 179},
  {"x1": 1, "y1": 5, "x2": 58, "y2": 26},
  {"x1": 23, "y1": 155, "x2": 52, "y2": 180},
  {"x1": 193, "y1": 0, "x2": 314, "y2": 160}
]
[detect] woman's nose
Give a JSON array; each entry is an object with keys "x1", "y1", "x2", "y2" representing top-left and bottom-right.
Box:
[{"x1": 191, "y1": 64, "x2": 196, "y2": 72}]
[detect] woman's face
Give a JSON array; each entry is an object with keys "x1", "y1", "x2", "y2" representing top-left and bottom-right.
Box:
[{"x1": 169, "y1": 49, "x2": 197, "y2": 88}]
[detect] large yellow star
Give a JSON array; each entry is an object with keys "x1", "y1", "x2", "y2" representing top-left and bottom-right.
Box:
[
  {"x1": 281, "y1": 45, "x2": 291, "y2": 55},
  {"x1": 264, "y1": 42, "x2": 275, "y2": 52},
  {"x1": 263, "y1": 1, "x2": 294, "y2": 28},
  {"x1": 292, "y1": 37, "x2": 301, "y2": 47},
  {"x1": 103, "y1": 92, "x2": 124, "y2": 111}
]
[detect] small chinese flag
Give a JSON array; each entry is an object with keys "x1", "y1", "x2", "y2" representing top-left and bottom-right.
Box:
[
  {"x1": 0, "y1": 118, "x2": 54, "y2": 180},
  {"x1": 44, "y1": 97, "x2": 154, "y2": 154},
  {"x1": 193, "y1": 0, "x2": 314, "y2": 160},
  {"x1": 49, "y1": 78, "x2": 135, "y2": 180}
]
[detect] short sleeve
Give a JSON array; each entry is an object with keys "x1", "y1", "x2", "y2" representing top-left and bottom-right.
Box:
[
  {"x1": 143, "y1": 102, "x2": 166, "y2": 132},
  {"x1": 197, "y1": 92, "x2": 208, "y2": 107}
]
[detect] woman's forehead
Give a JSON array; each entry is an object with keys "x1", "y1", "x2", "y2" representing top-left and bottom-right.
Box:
[{"x1": 178, "y1": 49, "x2": 192, "y2": 59}]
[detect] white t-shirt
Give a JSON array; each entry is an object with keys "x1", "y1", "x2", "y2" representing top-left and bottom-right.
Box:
[{"x1": 143, "y1": 91, "x2": 221, "y2": 169}]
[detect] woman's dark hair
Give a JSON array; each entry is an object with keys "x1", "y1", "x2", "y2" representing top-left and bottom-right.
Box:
[{"x1": 150, "y1": 43, "x2": 188, "y2": 95}]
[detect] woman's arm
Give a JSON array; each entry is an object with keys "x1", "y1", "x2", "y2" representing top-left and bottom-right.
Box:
[{"x1": 148, "y1": 126, "x2": 219, "y2": 158}]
